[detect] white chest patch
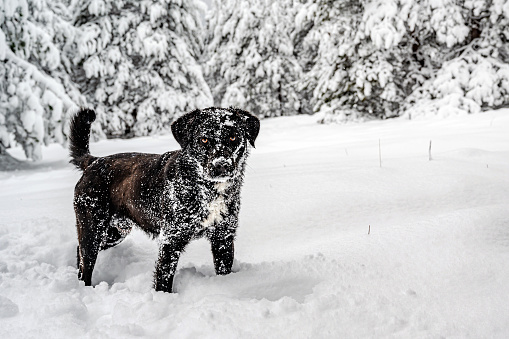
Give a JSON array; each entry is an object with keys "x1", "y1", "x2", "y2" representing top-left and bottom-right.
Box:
[{"x1": 201, "y1": 182, "x2": 231, "y2": 228}]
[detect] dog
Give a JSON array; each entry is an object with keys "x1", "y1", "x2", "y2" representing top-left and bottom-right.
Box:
[{"x1": 69, "y1": 107, "x2": 260, "y2": 292}]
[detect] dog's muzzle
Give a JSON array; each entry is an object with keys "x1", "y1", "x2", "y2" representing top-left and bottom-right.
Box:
[{"x1": 210, "y1": 158, "x2": 234, "y2": 179}]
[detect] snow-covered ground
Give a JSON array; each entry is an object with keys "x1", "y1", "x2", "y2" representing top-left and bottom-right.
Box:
[{"x1": 1, "y1": 110, "x2": 509, "y2": 338}]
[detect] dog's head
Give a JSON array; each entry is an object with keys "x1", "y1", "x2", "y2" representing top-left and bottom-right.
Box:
[{"x1": 171, "y1": 107, "x2": 260, "y2": 182}]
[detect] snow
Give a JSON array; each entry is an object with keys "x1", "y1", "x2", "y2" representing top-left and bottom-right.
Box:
[
  {"x1": 0, "y1": 30, "x2": 6, "y2": 61},
  {"x1": 5, "y1": 44, "x2": 77, "y2": 112},
  {"x1": 1, "y1": 110, "x2": 509, "y2": 337}
]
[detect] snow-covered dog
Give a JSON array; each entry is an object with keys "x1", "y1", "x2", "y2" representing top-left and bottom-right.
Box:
[{"x1": 69, "y1": 107, "x2": 259, "y2": 292}]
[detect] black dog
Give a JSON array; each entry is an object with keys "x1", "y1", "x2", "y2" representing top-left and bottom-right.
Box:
[{"x1": 69, "y1": 107, "x2": 259, "y2": 292}]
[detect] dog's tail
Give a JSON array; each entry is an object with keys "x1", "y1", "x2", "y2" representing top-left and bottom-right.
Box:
[{"x1": 69, "y1": 108, "x2": 97, "y2": 171}]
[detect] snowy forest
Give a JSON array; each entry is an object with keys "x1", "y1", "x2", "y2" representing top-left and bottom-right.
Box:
[{"x1": 1, "y1": 0, "x2": 509, "y2": 161}]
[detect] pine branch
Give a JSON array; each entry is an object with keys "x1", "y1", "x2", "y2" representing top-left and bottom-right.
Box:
[{"x1": 5, "y1": 50, "x2": 77, "y2": 110}]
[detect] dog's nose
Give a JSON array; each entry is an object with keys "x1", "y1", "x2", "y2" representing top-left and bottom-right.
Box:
[
  {"x1": 212, "y1": 157, "x2": 233, "y2": 177},
  {"x1": 214, "y1": 161, "x2": 230, "y2": 176}
]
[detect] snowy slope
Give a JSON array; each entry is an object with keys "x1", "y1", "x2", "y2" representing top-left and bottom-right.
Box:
[{"x1": 1, "y1": 110, "x2": 509, "y2": 338}]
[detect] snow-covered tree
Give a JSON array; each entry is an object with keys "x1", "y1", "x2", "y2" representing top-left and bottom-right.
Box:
[
  {"x1": 205, "y1": 0, "x2": 302, "y2": 118},
  {"x1": 292, "y1": 0, "x2": 320, "y2": 116},
  {"x1": 1, "y1": 0, "x2": 82, "y2": 160},
  {"x1": 301, "y1": 0, "x2": 509, "y2": 122},
  {"x1": 401, "y1": 0, "x2": 509, "y2": 118},
  {"x1": 357, "y1": 0, "x2": 509, "y2": 119},
  {"x1": 295, "y1": 0, "x2": 405, "y2": 122},
  {"x1": 72, "y1": 0, "x2": 212, "y2": 137}
]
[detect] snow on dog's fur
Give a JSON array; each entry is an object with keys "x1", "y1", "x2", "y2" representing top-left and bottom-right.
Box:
[{"x1": 69, "y1": 107, "x2": 259, "y2": 292}]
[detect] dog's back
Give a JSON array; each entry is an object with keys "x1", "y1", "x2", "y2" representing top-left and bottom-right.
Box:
[{"x1": 69, "y1": 109, "x2": 179, "y2": 234}]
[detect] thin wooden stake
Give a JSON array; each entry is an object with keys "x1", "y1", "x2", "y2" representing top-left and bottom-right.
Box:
[
  {"x1": 379, "y1": 139, "x2": 382, "y2": 168},
  {"x1": 368, "y1": 225, "x2": 371, "y2": 235},
  {"x1": 429, "y1": 140, "x2": 432, "y2": 161}
]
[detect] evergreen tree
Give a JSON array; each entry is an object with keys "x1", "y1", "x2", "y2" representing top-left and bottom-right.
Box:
[
  {"x1": 305, "y1": 0, "x2": 509, "y2": 122},
  {"x1": 295, "y1": 0, "x2": 407, "y2": 122},
  {"x1": 397, "y1": 0, "x2": 509, "y2": 117},
  {"x1": 205, "y1": 0, "x2": 302, "y2": 118},
  {"x1": 1, "y1": 0, "x2": 82, "y2": 160},
  {"x1": 292, "y1": 0, "x2": 319, "y2": 116},
  {"x1": 297, "y1": 0, "x2": 379, "y2": 122},
  {"x1": 72, "y1": 0, "x2": 212, "y2": 137}
]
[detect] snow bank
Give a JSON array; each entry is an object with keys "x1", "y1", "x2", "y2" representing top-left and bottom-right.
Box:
[{"x1": 1, "y1": 110, "x2": 509, "y2": 337}]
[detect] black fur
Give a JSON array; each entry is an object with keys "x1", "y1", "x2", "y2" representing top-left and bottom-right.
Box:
[
  {"x1": 69, "y1": 107, "x2": 260, "y2": 292},
  {"x1": 68, "y1": 108, "x2": 96, "y2": 170}
]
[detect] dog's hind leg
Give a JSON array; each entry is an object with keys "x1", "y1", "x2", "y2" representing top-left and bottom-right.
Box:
[
  {"x1": 76, "y1": 245, "x2": 80, "y2": 269},
  {"x1": 76, "y1": 206, "x2": 111, "y2": 286}
]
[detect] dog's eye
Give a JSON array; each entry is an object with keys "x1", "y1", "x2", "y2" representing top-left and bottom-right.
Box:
[
  {"x1": 201, "y1": 138, "x2": 208, "y2": 144},
  {"x1": 230, "y1": 136, "x2": 236, "y2": 141}
]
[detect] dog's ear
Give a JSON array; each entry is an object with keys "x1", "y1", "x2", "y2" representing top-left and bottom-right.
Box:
[
  {"x1": 231, "y1": 108, "x2": 260, "y2": 147},
  {"x1": 171, "y1": 109, "x2": 200, "y2": 148}
]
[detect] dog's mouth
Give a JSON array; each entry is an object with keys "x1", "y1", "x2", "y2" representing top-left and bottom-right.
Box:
[
  {"x1": 209, "y1": 175, "x2": 232, "y2": 182},
  {"x1": 207, "y1": 168, "x2": 237, "y2": 182},
  {"x1": 205, "y1": 168, "x2": 238, "y2": 182}
]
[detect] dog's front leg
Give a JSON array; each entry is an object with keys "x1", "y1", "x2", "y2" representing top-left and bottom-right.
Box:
[
  {"x1": 153, "y1": 244, "x2": 180, "y2": 293},
  {"x1": 154, "y1": 233, "x2": 191, "y2": 293},
  {"x1": 210, "y1": 231, "x2": 235, "y2": 275}
]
